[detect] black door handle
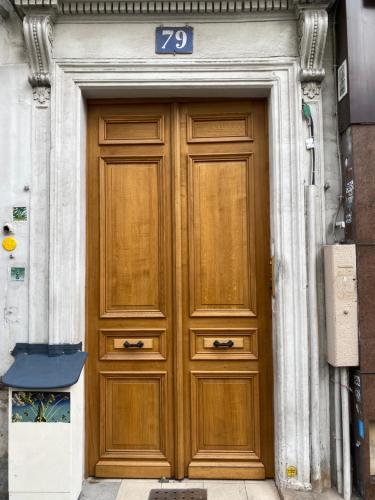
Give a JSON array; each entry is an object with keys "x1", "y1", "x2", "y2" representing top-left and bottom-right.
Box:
[
  {"x1": 124, "y1": 340, "x2": 144, "y2": 349},
  {"x1": 213, "y1": 340, "x2": 234, "y2": 348}
]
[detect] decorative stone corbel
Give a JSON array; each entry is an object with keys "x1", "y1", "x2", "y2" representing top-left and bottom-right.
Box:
[
  {"x1": 23, "y1": 14, "x2": 54, "y2": 88},
  {"x1": 298, "y1": 8, "x2": 328, "y2": 99},
  {"x1": 22, "y1": 13, "x2": 55, "y2": 103},
  {"x1": 15, "y1": 0, "x2": 59, "y2": 102}
]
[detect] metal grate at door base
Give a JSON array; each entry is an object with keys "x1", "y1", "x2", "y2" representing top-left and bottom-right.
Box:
[{"x1": 148, "y1": 489, "x2": 207, "y2": 500}]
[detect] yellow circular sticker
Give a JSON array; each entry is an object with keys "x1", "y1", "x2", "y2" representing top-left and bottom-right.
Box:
[
  {"x1": 2, "y1": 237, "x2": 17, "y2": 252},
  {"x1": 287, "y1": 465, "x2": 297, "y2": 478}
]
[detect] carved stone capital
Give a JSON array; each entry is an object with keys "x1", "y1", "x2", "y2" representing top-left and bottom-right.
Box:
[
  {"x1": 23, "y1": 14, "x2": 54, "y2": 88},
  {"x1": 33, "y1": 86, "x2": 51, "y2": 106},
  {"x1": 302, "y1": 81, "x2": 321, "y2": 100},
  {"x1": 298, "y1": 8, "x2": 328, "y2": 83}
]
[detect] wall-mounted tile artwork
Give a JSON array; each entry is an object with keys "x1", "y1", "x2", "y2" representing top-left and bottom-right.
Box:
[
  {"x1": 10, "y1": 267, "x2": 25, "y2": 281},
  {"x1": 12, "y1": 391, "x2": 70, "y2": 423},
  {"x1": 12, "y1": 207, "x2": 27, "y2": 222}
]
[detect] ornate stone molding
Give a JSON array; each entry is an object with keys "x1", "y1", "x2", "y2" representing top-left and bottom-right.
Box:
[
  {"x1": 32, "y1": 86, "x2": 51, "y2": 105},
  {"x1": 23, "y1": 14, "x2": 54, "y2": 88},
  {"x1": 302, "y1": 81, "x2": 321, "y2": 99},
  {"x1": 298, "y1": 8, "x2": 328, "y2": 83},
  {"x1": 15, "y1": 0, "x2": 330, "y2": 15}
]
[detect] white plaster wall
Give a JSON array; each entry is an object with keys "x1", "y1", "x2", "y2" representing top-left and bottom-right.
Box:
[
  {"x1": 0, "y1": 2, "x2": 31, "y2": 372},
  {"x1": 0, "y1": 3, "x2": 32, "y2": 498}
]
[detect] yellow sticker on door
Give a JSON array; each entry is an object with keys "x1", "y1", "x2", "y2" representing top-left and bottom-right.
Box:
[{"x1": 2, "y1": 237, "x2": 17, "y2": 252}]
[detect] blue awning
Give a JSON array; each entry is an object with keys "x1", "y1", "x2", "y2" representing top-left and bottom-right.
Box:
[{"x1": 2, "y1": 343, "x2": 88, "y2": 389}]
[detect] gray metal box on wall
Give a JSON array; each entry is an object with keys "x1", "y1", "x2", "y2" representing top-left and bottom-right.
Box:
[{"x1": 324, "y1": 244, "x2": 359, "y2": 367}]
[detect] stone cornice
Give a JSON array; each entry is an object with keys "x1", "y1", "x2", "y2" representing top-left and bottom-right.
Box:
[{"x1": 15, "y1": 0, "x2": 331, "y2": 16}]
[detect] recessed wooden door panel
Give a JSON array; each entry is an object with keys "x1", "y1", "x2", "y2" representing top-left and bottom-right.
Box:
[
  {"x1": 99, "y1": 329, "x2": 166, "y2": 361},
  {"x1": 187, "y1": 113, "x2": 253, "y2": 143},
  {"x1": 99, "y1": 115, "x2": 164, "y2": 144},
  {"x1": 86, "y1": 100, "x2": 273, "y2": 481},
  {"x1": 190, "y1": 329, "x2": 258, "y2": 360},
  {"x1": 188, "y1": 154, "x2": 256, "y2": 316},
  {"x1": 191, "y1": 372, "x2": 261, "y2": 460},
  {"x1": 100, "y1": 372, "x2": 168, "y2": 458},
  {"x1": 100, "y1": 156, "x2": 166, "y2": 318}
]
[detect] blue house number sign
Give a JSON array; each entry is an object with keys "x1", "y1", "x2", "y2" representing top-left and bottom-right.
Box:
[{"x1": 156, "y1": 27, "x2": 193, "y2": 54}]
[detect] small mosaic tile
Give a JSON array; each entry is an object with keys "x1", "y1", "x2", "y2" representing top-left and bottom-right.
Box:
[
  {"x1": 10, "y1": 267, "x2": 25, "y2": 281},
  {"x1": 12, "y1": 207, "x2": 27, "y2": 221}
]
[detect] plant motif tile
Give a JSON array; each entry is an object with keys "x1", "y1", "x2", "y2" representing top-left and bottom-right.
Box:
[
  {"x1": 12, "y1": 207, "x2": 27, "y2": 221},
  {"x1": 12, "y1": 391, "x2": 70, "y2": 423}
]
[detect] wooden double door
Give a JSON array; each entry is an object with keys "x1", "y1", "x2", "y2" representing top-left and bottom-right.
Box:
[{"x1": 86, "y1": 100, "x2": 273, "y2": 480}]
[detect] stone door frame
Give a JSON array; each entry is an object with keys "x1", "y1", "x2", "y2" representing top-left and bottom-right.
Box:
[{"x1": 45, "y1": 57, "x2": 323, "y2": 491}]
